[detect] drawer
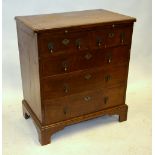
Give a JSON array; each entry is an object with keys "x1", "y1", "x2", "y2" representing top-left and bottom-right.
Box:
[
  {"x1": 91, "y1": 26, "x2": 133, "y2": 49},
  {"x1": 40, "y1": 46, "x2": 130, "y2": 77},
  {"x1": 38, "y1": 31, "x2": 90, "y2": 57},
  {"x1": 44, "y1": 86, "x2": 126, "y2": 124},
  {"x1": 41, "y1": 64, "x2": 128, "y2": 100}
]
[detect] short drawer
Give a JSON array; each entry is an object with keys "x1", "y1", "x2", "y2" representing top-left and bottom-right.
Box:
[
  {"x1": 40, "y1": 46, "x2": 130, "y2": 77},
  {"x1": 41, "y1": 64, "x2": 128, "y2": 100},
  {"x1": 43, "y1": 86, "x2": 126, "y2": 124},
  {"x1": 91, "y1": 26, "x2": 133, "y2": 49},
  {"x1": 38, "y1": 31, "x2": 90, "y2": 57}
]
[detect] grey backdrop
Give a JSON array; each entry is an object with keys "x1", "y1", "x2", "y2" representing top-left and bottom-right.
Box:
[{"x1": 3, "y1": 0, "x2": 152, "y2": 154}]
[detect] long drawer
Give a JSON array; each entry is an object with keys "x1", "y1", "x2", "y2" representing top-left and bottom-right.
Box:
[
  {"x1": 41, "y1": 64, "x2": 128, "y2": 100},
  {"x1": 43, "y1": 86, "x2": 126, "y2": 124},
  {"x1": 40, "y1": 46, "x2": 130, "y2": 77}
]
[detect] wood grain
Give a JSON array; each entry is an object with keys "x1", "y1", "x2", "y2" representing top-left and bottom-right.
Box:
[
  {"x1": 40, "y1": 46, "x2": 130, "y2": 77},
  {"x1": 15, "y1": 9, "x2": 136, "y2": 32},
  {"x1": 15, "y1": 9, "x2": 136, "y2": 145},
  {"x1": 38, "y1": 26, "x2": 133, "y2": 58},
  {"x1": 16, "y1": 21, "x2": 42, "y2": 122},
  {"x1": 43, "y1": 85, "x2": 126, "y2": 124},
  {"x1": 41, "y1": 64, "x2": 129, "y2": 99},
  {"x1": 22, "y1": 99, "x2": 128, "y2": 145}
]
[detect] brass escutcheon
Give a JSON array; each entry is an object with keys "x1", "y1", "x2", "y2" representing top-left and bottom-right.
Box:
[
  {"x1": 84, "y1": 96, "x2": 91, "y2": 101},
  {"x1": 108, "y1": 32, "x2": 115, "y2": 38},
  {"x1": 84, "y1": 74, "x2": 92, "y2": 80},
  {"x1": 85, "y1": 53, "x2": 92, "y2": 60},
  {"x1": 62, "y1": 39, "x2": 70, "y2": 45}
]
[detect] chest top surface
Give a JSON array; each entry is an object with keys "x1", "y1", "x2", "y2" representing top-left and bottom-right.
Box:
[{"x1": 15, "y1": 9, "x2": 136, "y2": 32}]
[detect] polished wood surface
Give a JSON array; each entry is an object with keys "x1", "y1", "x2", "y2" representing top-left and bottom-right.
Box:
[
  {"x1": 22, "y1": 100, "x2": 128, "y2": 145},
  {"x1": 41, "y1": 65, "x2": 128, "y2": 99},
  {"x1": 40, "y1": 46, "x2": 130, "y2": 76},
  {"x1": 16, "y1": 22, "x2": 42, "y2": 122},
  {"x1": 44, "y1": 85, "x2": 126, "y2": 124},
  {"x1": 15, "y1": 9, "x2": 136, "y2": 32},
  {"x1": 15, "y1": 9, "x2": 136, "y2": 145}
]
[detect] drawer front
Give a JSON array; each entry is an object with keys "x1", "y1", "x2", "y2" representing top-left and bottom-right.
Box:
[
  {"x1": 91, "y1": 27, "x2": 133, "y2": 49},
  {"x1": 44, "y1": 86, "x2": 126, "y2": 124},
  {"x1": 38, "y1": 31, "x2": 90, "y2": 57},
  {"x1": 41, "y1": 65, "x2": 128, "y2": 100},
  {"x1": 40, "y1": 46, "x2": 130, "y2": 77}
]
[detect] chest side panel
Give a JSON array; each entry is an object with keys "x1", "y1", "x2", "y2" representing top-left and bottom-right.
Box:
[{"x1": 16, "y1": 21, "x2": 42, "y2": 122}]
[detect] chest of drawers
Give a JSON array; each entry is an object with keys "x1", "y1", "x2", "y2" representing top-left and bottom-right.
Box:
[{"x1": 15, "y1": 9, "x2": 136, "y2": 145}]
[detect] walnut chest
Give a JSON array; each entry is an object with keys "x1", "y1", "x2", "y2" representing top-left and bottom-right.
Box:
[{"x1": 15, "y1": 9, "x2": 136, "y2": 145}]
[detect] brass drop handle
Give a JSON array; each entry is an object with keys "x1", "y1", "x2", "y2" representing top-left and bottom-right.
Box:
[
  {"x1": 63, "y1": 83, "x2": 69, "y2": 93},
  {"x1": 108, "y1": 57, "x2": 112, "y2": 63},
  {"x1": 106, "y1": 56, "x2": 112, "y2": 63},
  {"x1": 96, "y1": 38, "x2": 102, "y2": 47},
  {"x1": 64, "y1": 65, "x2": 68, "y2": 71},
  {"x1": 62, "y1": 61, "x2": 68, "y2": 71},
  {"x1": 84, "y1": 74, "x2": 92, "y2": 80},
  {"x1": 104, "y1": 96, "x2": 109, "y2": 104},
  {"x1": 85, "y1": 53, "x2": 92, "y2": 60},
  {"x1": 105, "y1": 75, "x2": 111, "y2": 82},
  {"x1": 98, "y1": 42, "x2": 101, "y2": 47},
  {"x1": 105, "y1": 53, "x2": 112, "y2": 63},
  {"x1": 48, "y1": 42, "x2": 54, "y2": 53},
  {"x1": 84, "y1": 96, "x2": 91, "y2": 102},
  {"x1": 76, "y1": 39, "x2": 81, "y2": 49},
  {"x1": 120, "y1": 32, "x2": 125, "y2": 44}
]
